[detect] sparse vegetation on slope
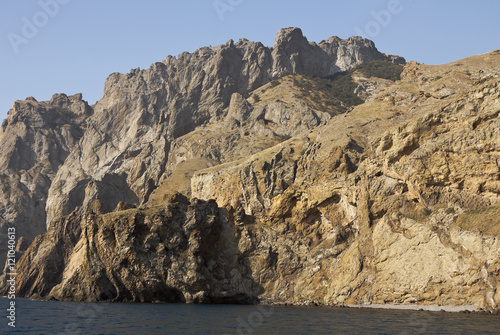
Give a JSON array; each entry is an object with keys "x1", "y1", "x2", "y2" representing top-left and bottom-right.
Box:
[
  {"x1": 6, "y1": 26, "x2": 500, "y2": 312},
  {"x1": 293, "y1": 74, "x2": 363, "y2": 113},
  {"x1": 287, "y1": 60, "x2": 404, "y2": 113},
  {"x1": 354, "y1": 60, "x2": 404, "y2": 81},
  {"x1": 452, "y1": 205, "x2": 500, "y2": 236}
]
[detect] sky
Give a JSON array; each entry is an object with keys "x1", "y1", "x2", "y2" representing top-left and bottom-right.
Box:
[{"x1": 1, "y1": 0, "x2": 499, "y2": 122}]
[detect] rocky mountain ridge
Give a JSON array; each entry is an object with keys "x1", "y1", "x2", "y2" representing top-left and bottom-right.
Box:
[
  {"x1": 0, "y1": 27, "x2": 403, "y2": 268},
  {"x1": 1, "y1": 28, "x2": 499, "y2": 312},
  {"x1": 0, "y1": 93, "x2": 92, "y2": 271},
  {"x1": 44, "y1": 27, "x2": 403, "y2": 228}
]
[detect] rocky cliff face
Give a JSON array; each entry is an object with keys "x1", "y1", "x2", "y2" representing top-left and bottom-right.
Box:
[
  {"x1": 189, "y1": 52, "x2": 500, "y2": 310},
  {"x1": 0, "y1": 94, "x2": 92, "y2": 271},
  {"x1": 14, "y1": 195, "x2": 263, "y2": 303},
  {"x1": 44, "y1": 27, "x2": 403, "y2": 229},
  {"x1": 3, "y1": 28, "x2": 499, "y2": 312},
  {"x1": 0, "y1": 28, "x2": 402, "y2": 273}
]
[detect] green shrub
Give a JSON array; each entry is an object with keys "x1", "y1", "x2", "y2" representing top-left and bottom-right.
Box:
[
  {"x1": 253, "y1": 94, "x2": 261, "y2": 103},
  {"x1": 323, "y1": 73, "x2": 363, "y2": 107},
  {"x1": 423, "y1": 207, "x2": 432, "y2": 216},
  {"x1": 277, "y1": 134, "x2": 292, "y2": 142},
  {"x1": 445, "y1": 207, "x2": 455, "y2": 214},
  {"x1": 290, "y1": 73, "x2": 363, "y2": 114},
  {"x1": 273, "y1": 60, "x2": 402, "y2": 115},
  {"x1": 354, "y1": 60, "x2": 404, "y2": 81},
  {"x1": 270, "y1": 79, "x2": 280, "y2": 87}
]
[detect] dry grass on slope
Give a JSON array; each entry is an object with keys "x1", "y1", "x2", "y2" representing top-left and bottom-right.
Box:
[{"x1": 452, "y1": 205, "x2": 500, "y2": 236}]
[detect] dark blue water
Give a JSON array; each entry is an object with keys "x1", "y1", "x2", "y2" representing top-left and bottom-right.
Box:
[{"x1": 1, "y1": 298, "x2": 499, "y2": 334}]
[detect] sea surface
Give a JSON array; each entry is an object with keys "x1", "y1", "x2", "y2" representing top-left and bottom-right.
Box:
[{"x1": 1, "y1": 298, "x2": 499, "y2": 334}]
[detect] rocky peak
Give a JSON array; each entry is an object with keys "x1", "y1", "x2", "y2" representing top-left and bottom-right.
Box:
[
  {"x1": 271, "y1": 27, "x2": 405, "y2": 78},
  {"x1": 0, "y1": 94, "x2": 92, "y2": 276},
  {"x1": 2, "y1": 27, "x2": 406, "y2": 274},
  {"x1": 273, "y1": 27, "x2": 309, "y2": 49},
  {"x1": 49, "y1": 93, "x2": 93, "y2": 117},
  {"x1": 271, "y1": 27, "x2": 314, "y2": 77}
]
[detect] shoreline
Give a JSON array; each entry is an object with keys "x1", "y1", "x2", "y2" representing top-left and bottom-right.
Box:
[
  {"x1": 252, "y1": 299, "x2": 493, "y2": 314},
  {"x1": 345, "y1": 303, "x2": 479, "y2": 313},
  {"x1": 5, "y1": 296, "x2": 497, "y2": 314}
]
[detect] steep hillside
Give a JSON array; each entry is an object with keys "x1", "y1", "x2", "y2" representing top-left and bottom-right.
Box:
[
  {"x1": 0, "y1": 27, "x2": 403, "y2": 275},
  {"x1": 0, "y1": 94, "x2": 92, "y2": 271},
  {"x1": 149, "y1": 61, "x2": 404, "y2": 203},
  {"x1": 43, "y1": 27, "x2": 403, "y2": 229},
  {"x1": 5, "y1": 47, "x2": 500, "y2": 312}
]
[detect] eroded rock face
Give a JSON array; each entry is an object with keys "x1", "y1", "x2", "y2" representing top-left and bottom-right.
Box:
[
  {"x1": 44, "y1": 27, "x2": 401, "y2": 227},
  {"x1": 271, "y1": 28, "x2": 404, "y2": 78},
  {"x1": 189, "y1": 51, "x2": 500, "y2": 310},
  {"x1": 4, "y1": 29, "x2": 500, "y2": 312},
  {"x1": 12, "y1": 196, "x2": 261, "y2": 303},
  {"x1": 0, "y1": 94, "x2": 92, "y2": 272}
]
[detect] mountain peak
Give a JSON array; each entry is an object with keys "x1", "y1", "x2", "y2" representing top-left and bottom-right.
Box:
[{"x1": 274, "y1": 27, "x2": 307, "y2": 48}]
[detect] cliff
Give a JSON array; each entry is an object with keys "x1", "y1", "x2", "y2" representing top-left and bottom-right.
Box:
[
  {"x1": 1, "y1": 28, "x2": 499, "y2": 311},
  {"x1": 0, "y1": 27, "x2": 401, "y2": 265},
  {"x1": 0, "y1": 94, "x2": 92, "y2": 271}
]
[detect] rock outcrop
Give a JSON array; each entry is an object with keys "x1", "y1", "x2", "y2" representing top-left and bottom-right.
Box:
[
  {"x1": 2, "y1": 28, "x2": 500, "y2": 312},
  {"x1": 0, "y1": 93, "x2": 92, "y2": 271},
  {"x1": 188, "y1": 52, "x2": 500, "y2": 310},
  {"x1": 44, "y1": 27, "x2": 404, "y2": 228},
  {"x1": 272, "y1": 28, "x2": 404, "y2": 78},
  {"x1": 14, "y1": 195, "x2": 262, "y2": 303},
  {"x1": 0, "y1": 28, "x2": 401, "y2": 276}
]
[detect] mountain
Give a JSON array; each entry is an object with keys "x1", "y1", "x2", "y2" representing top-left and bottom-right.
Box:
[
  {"x1": 0, "y1": 94, "x2": 92, "y2": 272},
  {"x1": 0, "y1": 27, "x2": 403, "y2": 271},
  {"x1": 2, "y1": 28, "x2": 500, "y2": 312}
]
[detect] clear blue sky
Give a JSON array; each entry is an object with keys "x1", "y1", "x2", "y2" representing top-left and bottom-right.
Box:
[{"x1": 1, "y1": 0, "x2": 499, "y2": 121}]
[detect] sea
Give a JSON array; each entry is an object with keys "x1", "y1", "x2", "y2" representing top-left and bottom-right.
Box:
[{"x1": 1, "y1": 298, "x2": 499, "y2": 334}]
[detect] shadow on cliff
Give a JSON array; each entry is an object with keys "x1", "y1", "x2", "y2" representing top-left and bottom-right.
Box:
[{"x1": 3, "y1": 194, "x2": 263, "y2": 305}]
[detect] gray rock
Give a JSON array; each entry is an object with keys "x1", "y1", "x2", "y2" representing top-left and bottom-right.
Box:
[
  {"x1": 0, "y1": 96, "x2": 92, "y2": 271},
  {"x1": 2, "y1": 29, "x2": 500, "y2": 312},
  {"x1": 9, "y1": 197, "x2": 261, "y2": 303},
  {"x1": 0, "y1": 27, "x2": 405, "y2": 278},
  {"x1": 44, "y1": 27, "x2": 403, "y2": 227}
]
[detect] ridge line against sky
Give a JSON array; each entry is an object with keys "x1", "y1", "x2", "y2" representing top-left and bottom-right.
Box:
[{"x1": 1, "y1": 0, "x2": 499, "y2": 121}]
